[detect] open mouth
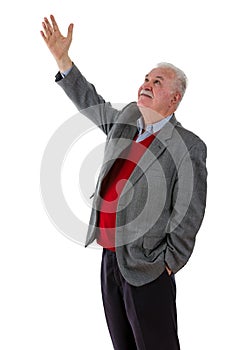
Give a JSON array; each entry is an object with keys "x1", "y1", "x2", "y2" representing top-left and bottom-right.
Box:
[{"x1": 140, "y1": 89, "x2": 153, "y2": 99}]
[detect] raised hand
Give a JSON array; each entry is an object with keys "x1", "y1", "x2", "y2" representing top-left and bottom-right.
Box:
[{"x1": 40, "y1": 15, "x2": 73, "y2": 72}]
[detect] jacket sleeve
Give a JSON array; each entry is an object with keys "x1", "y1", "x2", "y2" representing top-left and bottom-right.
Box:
[
  {"x1": 165, "y1": 140, "x2": 208, "y2": 273},
  {"x1": 55, "y1": 64, "x2": 120, "y2": 135}
]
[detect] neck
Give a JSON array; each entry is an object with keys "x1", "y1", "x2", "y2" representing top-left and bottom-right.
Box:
[{"x1": 138, "y1": 106, "x2": 172, "y2": 126}]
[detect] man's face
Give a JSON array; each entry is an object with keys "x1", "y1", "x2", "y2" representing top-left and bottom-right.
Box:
[{"x1": 137, "y1": 67, "x2": 180, "y2": 116}]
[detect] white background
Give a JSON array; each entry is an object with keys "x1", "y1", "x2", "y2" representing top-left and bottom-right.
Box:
[{"x1": 1, "y1": 0, "x2": 233, "y2": 349}]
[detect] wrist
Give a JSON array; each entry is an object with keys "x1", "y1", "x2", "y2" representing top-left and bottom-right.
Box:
[
  {"x1": 56, "y1": 56, "x2": 73, "y2": 74},
  {"x1": 165, "y1": 265, "x2": 172, "y2": 276}
]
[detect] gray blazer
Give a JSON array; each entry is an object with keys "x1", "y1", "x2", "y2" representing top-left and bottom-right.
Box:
[{"x1": 56, "y1": 64, "x2": 207, "y2": 287}]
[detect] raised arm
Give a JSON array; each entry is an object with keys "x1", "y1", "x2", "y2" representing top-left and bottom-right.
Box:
[
  {"x1": 40, "y1": 14, "x2": 73, "y2": 73},
  {"x1": 40, "y1": 15, "x2": 120, "y2": 134}
]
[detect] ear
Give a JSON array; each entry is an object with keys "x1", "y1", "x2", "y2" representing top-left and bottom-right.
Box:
[{"x1": 170, "y1": 92, "x2": 181, "y2": 106}]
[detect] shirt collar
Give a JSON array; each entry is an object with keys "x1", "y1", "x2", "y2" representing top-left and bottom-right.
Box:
[{"x1": 137, "y1": 114, "x2": 173, "y2": 136}]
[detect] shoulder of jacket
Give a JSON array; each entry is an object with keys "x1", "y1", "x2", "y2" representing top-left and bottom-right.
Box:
[
  {"x1": 117, "y1": 102, "x2": 141, "y2": 124},
  {"x1": 174, "y1": 122, "x2": 207, "y2": 150},
  {"x1": 120, "y1": 101, "x2": 139, "y2": 112}
]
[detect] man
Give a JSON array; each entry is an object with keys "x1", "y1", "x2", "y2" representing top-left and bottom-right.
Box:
[{"x1": 41, "y1": 15, "x2": 207, "y2": 350}]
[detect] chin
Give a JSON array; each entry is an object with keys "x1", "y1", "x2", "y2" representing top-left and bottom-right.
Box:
[{"x1": 137, "y1": 99, "x2": 149, "y2": 108}]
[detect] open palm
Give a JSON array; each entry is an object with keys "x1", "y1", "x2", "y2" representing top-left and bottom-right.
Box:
[{"x1": 41, "y1": 15, "x2": 73, "y2": 63}]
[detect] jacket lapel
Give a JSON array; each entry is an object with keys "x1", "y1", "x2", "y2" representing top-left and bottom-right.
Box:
[
  {"x1": 99, "y1": 104, "x2": 140, "y2": 179},
  {"x1": 121, "y1": 115, "x2": 179, "y2": 194},
  {"x1": 98, "y1": 108, "x2": 179, "y2": 195}
]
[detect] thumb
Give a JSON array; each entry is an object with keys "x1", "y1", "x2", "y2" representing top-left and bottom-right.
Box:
[{"x1": 67, "y1": 23, "x2": 74, "y2": 40}]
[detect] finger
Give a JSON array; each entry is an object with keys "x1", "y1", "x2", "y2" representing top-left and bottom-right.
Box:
[
  {"x1": 67, "y1": 23, "x2": 74, "y2": 40},
  {"x1": 44, "y1": 17, "x2": 53, "y2": 35},
  {"x1": 50, "y1": 14, "x2": 60, "y2": 33},
  {"x1": 42, "y1": 21, "x2": 51, "y2": 38},
  {"x1": 40, "y1": 30, "x2": 47, "y2": 42}
]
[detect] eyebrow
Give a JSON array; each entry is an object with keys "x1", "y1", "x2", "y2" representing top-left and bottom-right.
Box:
[{"x1": 145, "y1": 74, "x2": 164, "y2": 80}]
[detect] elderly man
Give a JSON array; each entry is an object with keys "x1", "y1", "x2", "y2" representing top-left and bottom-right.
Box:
[{"x1": 41, "y1": 15, "x2": 207, "y2": 350}]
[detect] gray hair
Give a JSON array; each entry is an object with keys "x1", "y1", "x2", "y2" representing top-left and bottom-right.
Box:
[{"x1": 156, "y1": 62, "x2": 188, "y2": 99}]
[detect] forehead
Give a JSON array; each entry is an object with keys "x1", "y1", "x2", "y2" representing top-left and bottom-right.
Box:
[{"x1": 147, "y1": 67, "x2": 176, "y2": 81}]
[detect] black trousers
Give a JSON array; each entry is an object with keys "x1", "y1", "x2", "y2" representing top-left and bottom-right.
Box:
[{"x1": 101, "y1": 249, "x2": 180, "y2": 350}]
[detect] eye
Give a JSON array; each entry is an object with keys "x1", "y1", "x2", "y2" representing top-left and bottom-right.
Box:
[{"x1": 154, "y1": 79, "x2": 161, "y2": 85}]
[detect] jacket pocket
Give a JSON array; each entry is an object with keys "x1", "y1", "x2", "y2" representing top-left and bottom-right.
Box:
[
  {"x1": 142, "y1": 235, "x2": 166, "y2": 260},
  {"x1": 142, "y1": 232, "x2": 167, "y2": 249}
]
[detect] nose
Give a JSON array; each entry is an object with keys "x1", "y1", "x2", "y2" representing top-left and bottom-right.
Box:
[{"x1": 142, "y1": 80, "x2": 152, "y2": 90}]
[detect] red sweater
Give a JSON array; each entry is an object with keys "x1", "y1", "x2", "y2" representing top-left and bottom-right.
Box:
[{"x1": 97, "y1": 133, "x2": 156, "y2": 251}]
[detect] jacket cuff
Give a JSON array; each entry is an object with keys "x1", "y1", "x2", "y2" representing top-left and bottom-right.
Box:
[{"x1": 55, "y1": 71, "x2": 63, "y2": 82}]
